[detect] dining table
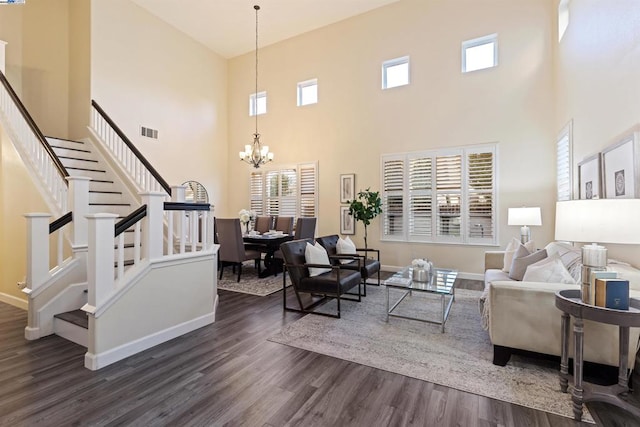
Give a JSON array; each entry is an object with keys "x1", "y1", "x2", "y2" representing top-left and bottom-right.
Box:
[{"x1": 243, "y1": 233, "x2": 293, "y2": 278}]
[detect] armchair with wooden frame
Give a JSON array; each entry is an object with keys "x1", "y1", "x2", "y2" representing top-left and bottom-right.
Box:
[
  {"x1": 280, "y1": 239, "x2": 362, "y2": 318},
  {"x1": 316, "y1": 234, "x2": 381, "y2": 297}
]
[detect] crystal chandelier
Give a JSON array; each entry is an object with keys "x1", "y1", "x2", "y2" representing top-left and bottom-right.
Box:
[{"x1": 239, "y1": 4, "x2": 274, "y2": 168}]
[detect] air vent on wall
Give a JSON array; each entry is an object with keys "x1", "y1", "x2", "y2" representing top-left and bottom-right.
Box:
[{"x1": 141, "y1": 126, "x2": 158, "y2": 140}]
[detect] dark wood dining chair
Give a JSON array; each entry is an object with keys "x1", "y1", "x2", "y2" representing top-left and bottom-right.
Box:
[
  {"x1": 280, "y1": 239, "x2": 362, "y2": 318},
  {"x1": 274, "y1": 216, "x2": 294, "y2": 235},
  {"x1": 215, "y1": 218, "x2": 262, "y2": 282},
  {"x1": 254, "y1": 216, "x2": 272, "y2": 234}
]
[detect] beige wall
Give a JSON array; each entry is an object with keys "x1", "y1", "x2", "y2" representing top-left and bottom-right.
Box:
[
  {"x1": 90, "y1": 0, "x2": 228, "y2": 211},
  {"x1": 554, "y1": 0, "x2": 640, "y2": 264},
  {"x1": 0, "y1": 0, "x2": 73, "y2": 304},
  {"x1": 68, "y1": 0, "x2": 91, "y2": 140},
  {"x1": 228, "y1": 0, "x2": 556, "y2": 274}
]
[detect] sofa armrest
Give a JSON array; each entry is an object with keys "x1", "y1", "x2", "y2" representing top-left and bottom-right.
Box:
[{"x1": 485, "y1": 251, "x2": 504, "y2": 271}]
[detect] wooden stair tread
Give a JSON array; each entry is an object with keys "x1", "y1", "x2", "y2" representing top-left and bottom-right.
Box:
[
  {"x1": 66, "y1": 166, "x2": 107, "y2": 173},
  {"x1": 50, "y1": 145, "x2": 92, "y2": 153},
  {"x1": 54, "y1": 310, "x2": 88, "y2": 329},
  {"x1": 57, "y1": 156, "x2": 98, "y2": 163}
]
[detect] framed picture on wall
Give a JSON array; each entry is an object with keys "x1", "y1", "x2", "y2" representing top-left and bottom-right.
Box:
[
  {"x1": 602, "y1": 128, "x2": 640, "y2": 198},
  {"x1": 577, "y1": 154, "x2": 602, "y2": 200},
  {"x1": 340, "y1": 206, "x2": 355, "y2": 235},
  {"x1": 340, "y1": 174, "x2": 355, "y2": 203}
]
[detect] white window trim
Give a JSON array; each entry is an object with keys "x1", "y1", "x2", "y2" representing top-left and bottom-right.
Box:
[
  {"x1": 380, "y1": 143, "x2": 498, "y2": 246},
  {"x1": 382, "y1": 55, "x2": 410, "y2": 90},
  {"x1": 557, "y1": 120, "x2": 573, "y2": 201},
  {"x1": 297, "y1": 78, "x2": 318, "y2": 107},
  {"x1": 461, "y1": 33, "x2": 498, "y2": 73},
  {"x1": 249, "y1": 91, "x2": 267, "y2": 116}
]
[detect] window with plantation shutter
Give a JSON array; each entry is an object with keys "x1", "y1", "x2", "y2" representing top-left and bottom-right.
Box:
[
  {"x1": 248, "y1": 162, "x2": 318, "y2": 223},
  {"x1": 381, "y1": 144, "x2": 497, "y2": 245},
  {"x1": 557, "y1": 121, "x2": 573, "y2": 201}
]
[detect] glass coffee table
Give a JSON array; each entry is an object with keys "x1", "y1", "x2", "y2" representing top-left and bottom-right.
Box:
[{"x1": 384, "y1": 266, "x2": 457, "y2": 332}]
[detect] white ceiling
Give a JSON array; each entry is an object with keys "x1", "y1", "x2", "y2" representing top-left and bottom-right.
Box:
[{"x1": 130, "y1": 0, "x2": 401, "y2": 59}]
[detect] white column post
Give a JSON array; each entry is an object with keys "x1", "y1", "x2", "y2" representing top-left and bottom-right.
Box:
[
  {"x1": 171, "y1": 185, "x2": 185, "y2": 203},
  {"x1": 67, "y1": 176, "x2": 91, "y2": 247},
  {"x1": 24, "y1": 213, "x2": 52, "y2": 293},
  {"x1": 141, "y1": 192, "x2": 166, "y2": 260},
  {"x1": 86, "y1": 213, "x2": 118, "y2": 310}
]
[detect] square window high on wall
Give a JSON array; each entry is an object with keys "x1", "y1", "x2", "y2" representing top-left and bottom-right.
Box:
[
  {"x1": 249, "y1": 91, "x2": 267, "y2": 116},
  {"x1": 462, "y1": 34, "x2": 498, "y2": 73},
  {"x1": 382, "y1": 56, "x2": 410, "y2": 89},
  {"x1": 297, "y1": 79, "x2": 318, "y2": 106}
]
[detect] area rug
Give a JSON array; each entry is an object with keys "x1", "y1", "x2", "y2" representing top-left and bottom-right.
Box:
[
  {"x1": 268, "y1": 285, "x2": 593, "y2": 422},
  {"x1": 218, "y1": 262, "x2": 289, "y2": 296}
]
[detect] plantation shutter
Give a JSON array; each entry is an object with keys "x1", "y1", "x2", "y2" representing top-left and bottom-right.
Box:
[
  {"x1": 250, "y1": 172, "x2": 263, "y2": 215},
  {"x1": 466, "y1": 148, "x2": 495, "y2": 242},
  {"x1": 265, "y1": 170, "x2": 280, "y2": 216},
  {"x1": 382, "y1": 156, "x2": 405, "y2": 240},
  {"x1": 279, "y1": 168, "x2": 297, "y2": 218},
  {"x1": 557, "y1": 123, "x2": 572, "y2": 201},
  {"x1": 435, "y1": 153, "x2": 462, "y2": 240},
  {"x1": 298, "y1": 163, "x2": 317, "y2": 218},
  {"x1": 408, "y1": 155, "x2": 432, "y2": 240}
]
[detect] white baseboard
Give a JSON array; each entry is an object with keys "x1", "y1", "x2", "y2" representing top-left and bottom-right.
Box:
[
  {"x1": 24, "y1": 326, "x2": 41, "y2": 340},
  {"x1": 0, "y1": 292, "x2": 28, "y2": 310},
  {"x1": 84, "y1": 311, "x2": 215, "y2": 371}
]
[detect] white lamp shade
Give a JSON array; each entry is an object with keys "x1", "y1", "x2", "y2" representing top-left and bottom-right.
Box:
[
  {"x1": 507, "y1": 207, "x2": 542, "y2": 226},
  {"x1": 555, "y1": 199, "x2": 640, "y2": 244}
]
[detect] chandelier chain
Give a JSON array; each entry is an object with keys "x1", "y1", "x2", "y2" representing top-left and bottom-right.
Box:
[{"x1": 255, "y1": 4, "x2": 259, "y2": 136}]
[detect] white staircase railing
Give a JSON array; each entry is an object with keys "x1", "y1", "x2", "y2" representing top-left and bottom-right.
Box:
[
  {"x1": 90, "y1": 100, "x2": 171, "y2": 197},
  {"x1": 0, "y1": 70, "x2": 68, "y2": 215}
]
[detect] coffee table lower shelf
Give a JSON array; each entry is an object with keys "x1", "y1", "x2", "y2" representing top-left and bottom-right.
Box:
[{"x1": 385, "y1": 287, "x2": 455, "y2": 333}]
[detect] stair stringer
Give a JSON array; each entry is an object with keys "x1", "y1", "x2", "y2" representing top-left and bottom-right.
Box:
[
  {"x1": 82, "y1": 246, "x2": 218, "y2": 370},
  {"x1": 24, "y1": 251, "x2": 87, "y2": 340}
]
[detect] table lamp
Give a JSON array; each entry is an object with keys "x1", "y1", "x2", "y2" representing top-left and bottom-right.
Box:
[
  {"x1": 508, "y1": 207, "x2": 542, "y2": 244},
  {"x1": 555, "y1": 199, "x2": 640, "y2": 303}
]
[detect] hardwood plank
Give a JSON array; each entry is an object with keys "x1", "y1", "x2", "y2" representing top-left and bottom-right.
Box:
[{"x1": 0, "y1": 287, "x2": 629, "y2": 426}]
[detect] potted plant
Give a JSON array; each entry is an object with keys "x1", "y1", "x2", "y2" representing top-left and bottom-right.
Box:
[{"x1": 348, "y1": 187, "x2": 382, "y2": 249}]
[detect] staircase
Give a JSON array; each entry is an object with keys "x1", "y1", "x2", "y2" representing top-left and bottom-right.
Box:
[
  {"x1": 1, "y1": 69, "x2": 219, "y2": 371},
  {"x1": 46, "y1": 136, "x2": 139, "y2": 346}
]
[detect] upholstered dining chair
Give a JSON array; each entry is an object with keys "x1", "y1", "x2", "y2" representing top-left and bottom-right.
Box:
[
  {"x1": 253, "y1": 216, "x2": 272, "y2": 234},
  {"x1": 316, "y1": 234, "x2": 381, "y2": 297},
  {"x1": 215, "y1": 218, "x2": 262, "y2": 282},
  {"x1": 272, "y1": 217, "x2": 317, "y2": 276},
  {"x1": 274, "y1": 216, "x2": 294, "y2": 235},
  {"x1": 280, "y1": 239, "x2": 362, "y2": 318}
]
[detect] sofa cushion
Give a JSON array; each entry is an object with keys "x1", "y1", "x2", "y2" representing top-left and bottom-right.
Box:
[
  {"x1": 607, "y1": 261, "x2": 640, "y2": 292},
  {"x1": 509, "y1": 249, "x2": 548, "y2": 281},
  {"x1": 502, "y1": 238, "x2": 535, "y2": 273},
  {"x1": 522, "y1": 253, "x2": 576, "y2": 284}
]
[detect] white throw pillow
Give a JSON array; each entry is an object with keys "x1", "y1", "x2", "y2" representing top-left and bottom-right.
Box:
[
  {"x1": 336, "y1": 236, "x2": 357, "y2": 264},
  {"x1": 522, "y1": 254, "x2": 576, "y2": 284},
  {"x1": 544, "y1": 241, "x2": 582, "y2": 282},
  {"x1": 502, "y1": 238, "x2": 535, "y2": 273},
  {"x1": 305, "y1": 242, "x2": 332, "y2": 277}
]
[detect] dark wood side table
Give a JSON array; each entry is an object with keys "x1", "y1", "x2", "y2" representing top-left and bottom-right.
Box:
[{"x1": 555, "y1": 289, "x2": 640, "y2": 421}]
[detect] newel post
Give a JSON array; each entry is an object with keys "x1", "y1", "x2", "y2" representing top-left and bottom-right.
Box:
[
  {"x1": 67, "y1": 176, "x2": 91, "y2": 247},
  {"x1": 141, "y1": 192, "x2": 166, "y2": 259},
  {"x1": 171, "y1": 185, "x2": 185, "y2": 203},
  {"x1": 86, "y1": 213, "x2": 118, "y2": 310},
  {"x1": 24, "y1": 213, "x2": 52, "y2": 292}
]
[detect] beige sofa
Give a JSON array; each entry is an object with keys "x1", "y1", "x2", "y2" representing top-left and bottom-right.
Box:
[{"x1": 482, "y1": 249, "x2": 640, "y2": 369}]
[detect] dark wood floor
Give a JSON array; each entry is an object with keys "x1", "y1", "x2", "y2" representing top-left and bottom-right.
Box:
[{"x1": 0, "y1": 284, "x2": 634, "y2": 426}]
